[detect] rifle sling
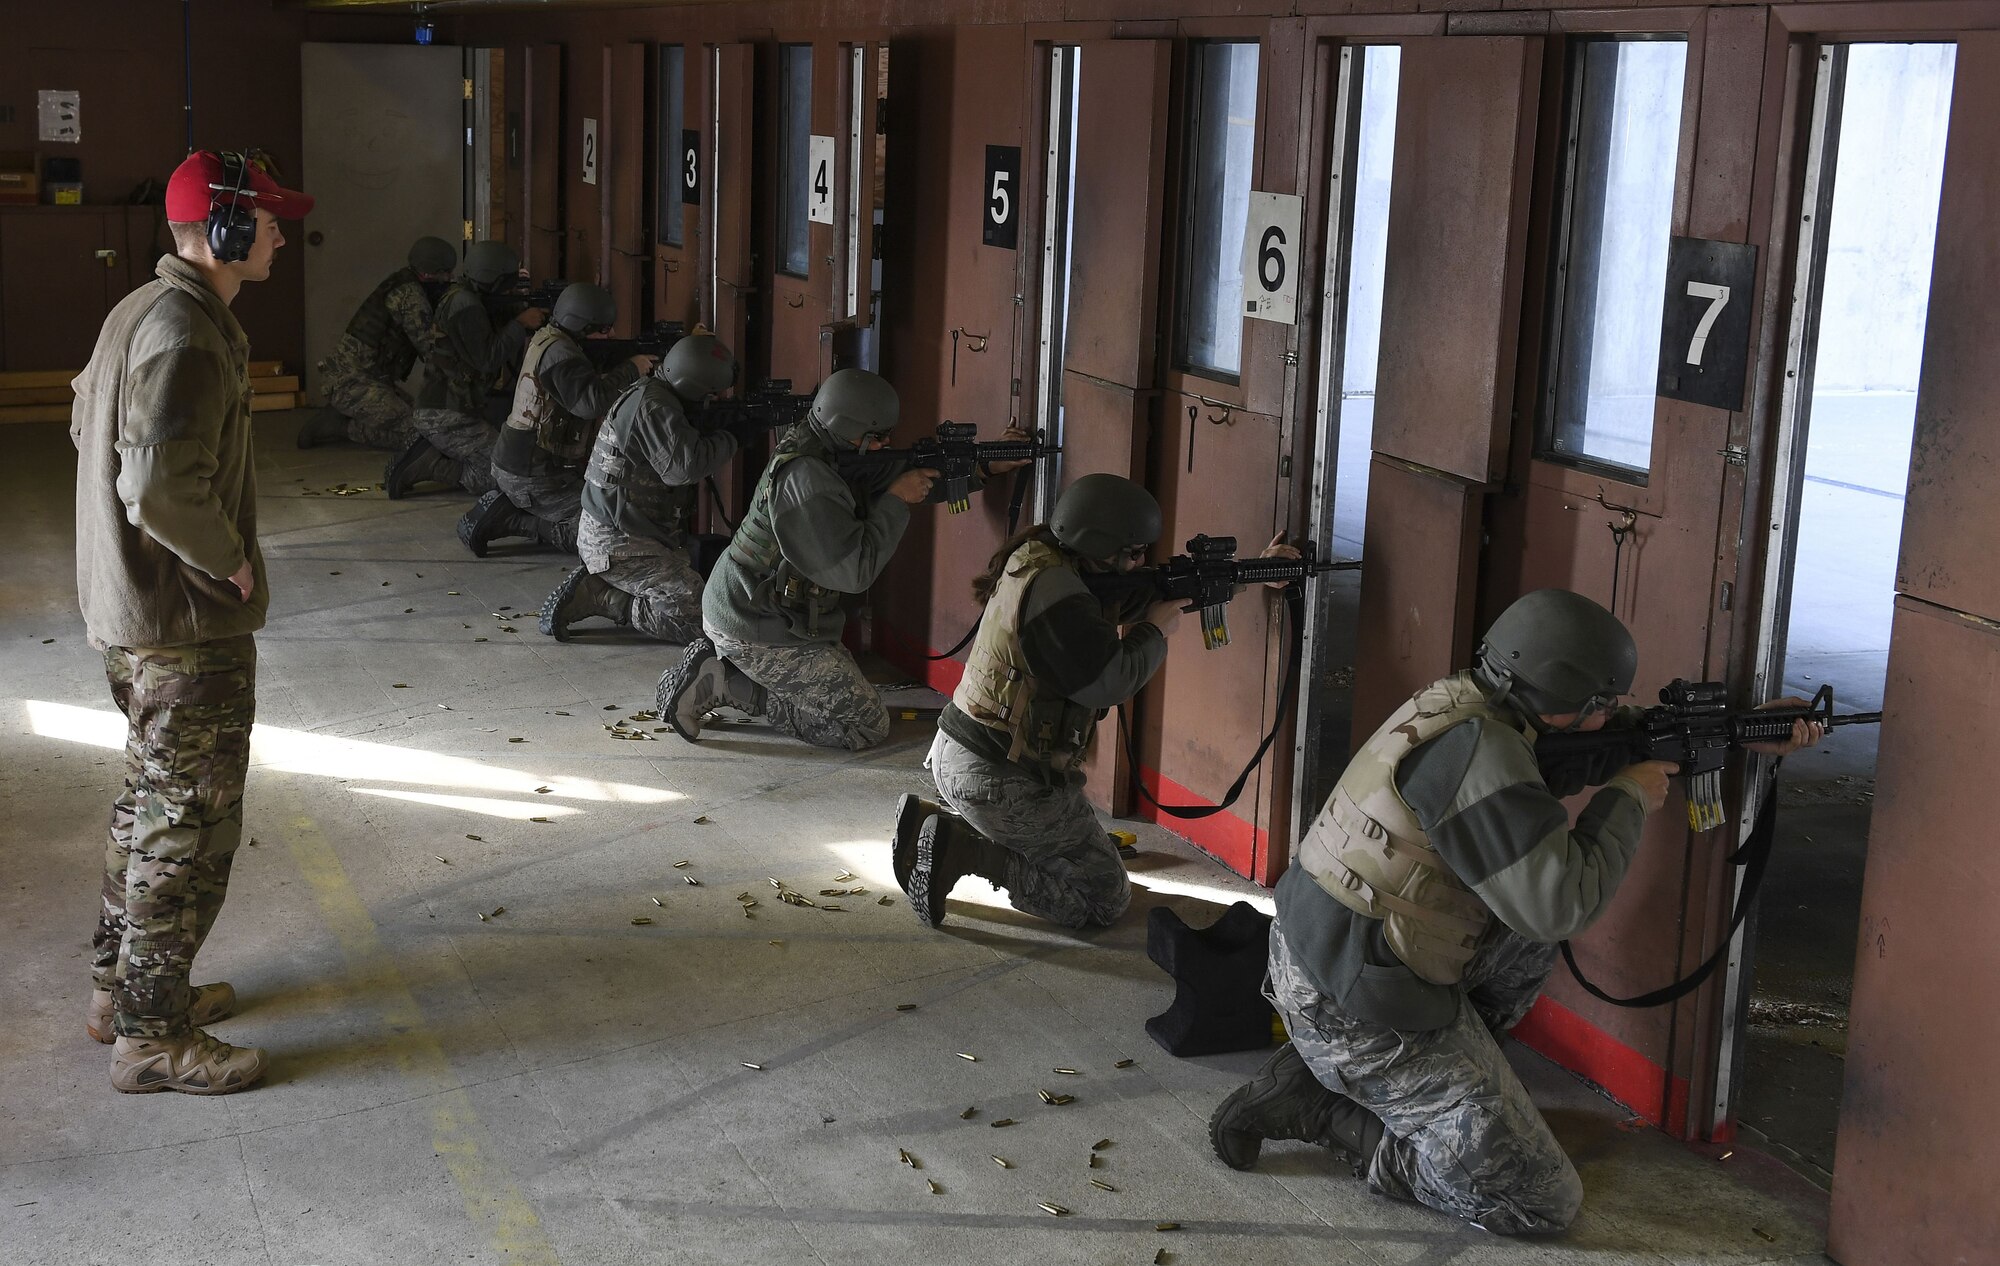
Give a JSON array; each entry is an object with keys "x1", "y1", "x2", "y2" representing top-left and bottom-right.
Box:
[
  {"x1": 1559, "y1": 762, "x2": 1781, "y2": 1008},
  {"x1": 927, "y1": 469, "x2": 1034, "y2": 662}
]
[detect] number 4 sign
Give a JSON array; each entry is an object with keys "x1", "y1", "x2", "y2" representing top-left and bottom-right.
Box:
[
  {"x1": 1657, "y1": 236, "x2": 1759, "y2": 410},
  {"x1": 1240, "y1": 192, "x2": 1304, "y2": 325},
  {"x1": 808, "y1": 135, "x2": 835, "y2": 225}
]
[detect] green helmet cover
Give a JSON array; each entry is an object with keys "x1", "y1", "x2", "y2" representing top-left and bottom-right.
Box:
[
  {"x1": 1476, "y1": 588, "x2": 1637, "y2": 714},
  {"x1": 553, "y1": 282, "x2": 617, "y2": 334},
  {"x1": 408, "y1": 235, "x2": 458, "y2": 277},
  {"x1": 808, "y1": 369, "x2": 899, "y2": 449},
  {"x1": 658, "y1": 333, "x2": 737, "y2": 400},
  {"x1": 1050, "y1": 474, "x2": 1162, "y2": 563},
  {"x1": 463, "y1": 239, "x2": 521, "y2": 289}
]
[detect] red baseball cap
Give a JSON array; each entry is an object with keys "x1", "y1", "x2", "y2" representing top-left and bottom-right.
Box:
[{"x1": 165, "y1": 150, "x2": 315, "y2": 222}]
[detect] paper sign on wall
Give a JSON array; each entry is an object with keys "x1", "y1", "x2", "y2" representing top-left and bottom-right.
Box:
[
  {"x1": 38, "y1": 90, "x2": 81, "y2": 143},
  {"x1": 1240, "y1": 192, "x2": 1304, "y2": 325},
  {"x1": 808, "y1": 135, "x2": 835, "y2": 224},
  {"x1": 582, "y1": 118, "x2": 599, "y2": 186}
]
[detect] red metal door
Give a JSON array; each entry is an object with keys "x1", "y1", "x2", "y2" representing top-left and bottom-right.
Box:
[
  {"x1": 1057, "y1": 38, "x2": 1172, "y2": 817},
  {"x1": 603, "y1": 43, "x2": 647, "y2": 335},
  {"x1": 1829, "y1": 34, "x2": 2000, "y2": 1265},
  {"x1": 523, "y1": 43, "x2": 564, "y2": 282}
]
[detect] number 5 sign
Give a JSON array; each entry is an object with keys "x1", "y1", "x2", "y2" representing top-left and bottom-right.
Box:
[
  {"x1": 1657, "y1": 236, "x2": 1759, "y2": 410},
  {"x1": 1240, "y1": 192, "x2": 1304, "y2": 325}
]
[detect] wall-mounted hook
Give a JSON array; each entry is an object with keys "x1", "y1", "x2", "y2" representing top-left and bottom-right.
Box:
[
  {"x1": 1187, "y1": 404, "x2": 1200, "y2": 473},
  {"x1": 950, "y1": 326, "x2": 990, "y2": 353},
  {"x1": 785, "y1": 293, "x2": 806, "y2": 309},
  {"x1": 663, "y1": 259, "x2": 681, "y2": 274},
  {"x1": 1204, "y1": 405, "x2": 1233, "y2": 427}
]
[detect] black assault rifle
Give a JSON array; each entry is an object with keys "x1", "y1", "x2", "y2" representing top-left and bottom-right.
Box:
[
  {"x1": 490, "y1": 277, "x2": 569, "y2": 313},
  {"x1": 685, "y1": 378, "x2": 815, "y2": 439},
  {"x1": 1083, "y1": 532, "x2": 1358, "y2": 650},
  {"x1": 584, "y1": 320, "x2": 688, "y2": 367},
  {"x1": 836, "y1": 421, "x2": 1060, "y2": 513},
  {"x1": 1535, "y1": 680, "x2": 1882, "y2": 831}
]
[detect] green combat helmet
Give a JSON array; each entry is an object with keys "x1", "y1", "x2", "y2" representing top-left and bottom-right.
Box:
[
  {"x1": 552, "y1": 282, "x2": 616, "y2": 335},
  {"x1": 463, "y1": 239, "x2": 521, "y2": 290},
  {"x1": 807, "y1": 368, "x2": 899, "y2": 449},
  {"x1": 658, "y1": 332, "x2": 737, "y2": 401},
  {"x1": 1050, "y1": 473, "x2": 1162, "y2": 564},
  {"x1": 408, "y1": 235, "x2": 458, "y2": 277},
  {"x1": 1476, "y1": 588, "x2": 1637, "y2": 718}
]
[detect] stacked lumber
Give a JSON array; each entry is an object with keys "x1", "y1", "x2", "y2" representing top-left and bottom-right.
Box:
[{"x1": 0, "y1": 361, "x2": 303, "y2": 423}]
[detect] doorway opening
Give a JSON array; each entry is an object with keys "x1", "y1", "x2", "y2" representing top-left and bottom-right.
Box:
[
  {"x1": 1730, "y1": 40, "x2": 1955, "y2": 1185},
  {"x1": 1292, "y1": 42, "x2": 1399, "y2": 828},
  {"x1": 1031, "y1": 44, "x2": 1082, "y2": 518}
]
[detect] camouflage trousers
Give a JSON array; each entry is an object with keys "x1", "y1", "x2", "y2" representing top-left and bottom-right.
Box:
[
  {"x1": 707, "y1": 626, "x2": 890, "y2": 750},
  {"x1": 1265, "y1": 919, "x2": 1581, "y2": 1234},
  {"x1": 579, "y1": 513, "x2": 704, "y2": 643},
  {"x1": 411, "y1": 407, "x2": 499, "y2": 496},
  {"x1": 495, "y1": 467, "x2": 583, "y2": 553},
  {"x1": 94, "y1": 637, "x2": 258, "y2": 1039},
  {"x1": 323, "y1": 366, "x2": 416, "y2": 450},
  {"x1": 926, "y1": 731, "x2": 1131, "y2": 929}
]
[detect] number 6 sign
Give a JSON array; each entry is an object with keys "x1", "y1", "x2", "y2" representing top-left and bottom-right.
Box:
[
  {"x1": 1240, "y1": 191, "x2": 1304, "y2": 325},
  {"x1": 1657, "y1": 236, "x2": 1759, "y2": 410}
]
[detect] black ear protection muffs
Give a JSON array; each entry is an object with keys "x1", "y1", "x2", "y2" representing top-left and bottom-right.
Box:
[{"x1": 206, "y1": 151, "x2": 257, "y2": 264}]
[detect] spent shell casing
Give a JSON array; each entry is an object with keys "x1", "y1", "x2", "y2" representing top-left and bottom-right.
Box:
[
  {"x1": 991, "y1": 1156, "x2": 1011, "y2": 1169},
  {"x1": 1049, "y1": 1094, "x2": 1075, "y2": 1106},
  {"x1": 819, "y1": 889, "x2": 844, "y2": 897},
  {"x1": 926, "y1": 1179, "x2": 941, "y2": 1195},
  {"x1": 1115, "y1": 1059, "x2": 1135, "y2": 1068},
  {"x1": 490, "y1": 907, "x2": 505, "y2": 917},
  {"x1": 1092, "y1": 1139, "x2": 1114, "y2": 1151},
  {"x1": 1037, "y1": 1090, "x2": 1054, "y2": 1104},
  {"x1": 897, "y1": 1148, "x2": 914, "y2": 1166},
  {"x1": 895, "y1": 1003, "x2": 918, "y2": 1012},
  {"x1": 878, "y1": 896, "x2": 894, "y2": 906},
  {"x1": 820, "y1": 903, "x2": 843, "y2": 911},
  {"x1": 433, "y1": 855, "x2": 450, "y2": 864},
  {"x1": 672, "y1": 859, "x2": 691, "y2": 868},
  {"x1": 990, "y1": 1119, "x2": 1016, "y2": 1128},
  {"x1": 956, "y1": 1052, "x2": 978, "y2": 1062},
  {"x1": 1155, "y1": 1222, "x2": 1180, "y2": 1231},
  {"x1": 960, "y1": 1107, "x2": 978, "y2": 1119},
  {"x1": 477, "y1": 912, "x2": 487, "y2": 922},
  {"x1": 1155, "y1": 1251, "x2": 1169, "y2": 1266},
  {"x1": 741, "y1": 1062, "x2": 762, "y2": 1070},
  {"x1": 1088, "y1": 1154, "x2": 1102, "y2": 1168},
  {"x1": 834, "y1": 871, "x2": 855, "y2": 882},
  {"x1": 630, "y1": 917, "x2": 653, "y2": 926},
  {"x1": 1054, "y1": 1068, "x2": 1079, "y2": 1075},
  {"x1": 769, "y1": 877, "x2": 783, "y2": 888},
  {"x1": 1089, "y1": 1178, "x2": 1117, "y2": 1192},
  {"x1": 684, "y1": 875, "x2": 701, "y2": 886},
  {"x1": 651, "y1": 897, "x2": 664, "y2": 907},
  {"x1": 465, "y1": 834, "x2": 482, "y2": 842},
  {"x1": 1037, "y1": 1203, "x2": 1070, "y2": 1216}
]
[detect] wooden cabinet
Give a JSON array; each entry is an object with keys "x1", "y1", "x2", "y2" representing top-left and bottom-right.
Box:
[{"x1": 0, "y1": 206, "x2": 161, "y2": 372}]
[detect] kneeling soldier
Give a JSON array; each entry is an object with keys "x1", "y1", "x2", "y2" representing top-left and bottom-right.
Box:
[
  {"x1": 302, "y1": 235, "x2": 456, "y2": 449},
  {"x1": 1208, "y1": 589, "x2": 1821, "y2": 1234},
  {"x1": 458, "y1": 282, "x2": 655, "y2": 556},
  {"x1": 656, "y1": 369, "x2": 934, "y2": 750},
  {"x1": 539, "y1": 333, "x2": 741, "y2": 642}
]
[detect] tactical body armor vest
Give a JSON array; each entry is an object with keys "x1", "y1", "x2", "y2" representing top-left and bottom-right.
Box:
[
  {"x1": 497, "y1": 326, "x2": 598, "y2": 477},
  {"x1": 581, "y1": 379, "x2": 698, "y2": 541},
  {"x1": 724, "y1": 426, "x2": 849, "y2": 639},
  {"x1": 423, "y1": 282, "x2": 496, "y2": 413},
  {"x1": 950, "y1": 539, "x2": 1101, "y2": 772},
  {"x1": 343, "y1": 267, "x2": 423, "y2": 382},
  {"x1": 1295, "y1": 672, "x2": 1522, "y2": 985}
]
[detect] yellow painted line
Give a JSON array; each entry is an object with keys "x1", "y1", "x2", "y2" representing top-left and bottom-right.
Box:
[{"x1": 280, "y1": 797, "x2": 564, "y2": 1265}]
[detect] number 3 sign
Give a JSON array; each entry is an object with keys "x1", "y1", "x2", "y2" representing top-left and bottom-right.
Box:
[
  {"x1": 1657, "y1": 236, "x2": 1758, "y2": 410},
  {"x1": 1240, "y1": 191, "x2": 1304, "y2": 325}
]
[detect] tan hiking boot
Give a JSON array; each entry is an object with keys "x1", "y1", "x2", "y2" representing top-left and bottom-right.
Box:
[
  {"x1": 87, "y1": 982, "x2": 238, "y2": 1044},
  {"x1": 111, "y1": 1029, "x2": 268, "y2": 1095}
]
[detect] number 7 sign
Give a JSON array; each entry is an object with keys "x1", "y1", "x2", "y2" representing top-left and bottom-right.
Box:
[{"x1": 1657, "y1": 236, "x2": 1758, "y2": 410}]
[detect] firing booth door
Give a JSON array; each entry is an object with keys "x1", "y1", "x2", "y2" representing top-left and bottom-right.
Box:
[
  {"x1": 603, "y1": 43, "x2": 647, "y2": 337},
  {"x1": 520, "y1": 43, "x2": 565, "y2": 281},
  {"x1": 655, "y1": 44, "x2": 699, "y2": 329},
  {"x1": 699, "y1": 43, "x2": 758, "y2": 527},
  {"x1": 300, "y1": 42, "x2": 465, "y2": 401},
  {"x1": 764, "y1": 41, "x2": 831, "y2": 391},
  {"x1": 1480, "y1": 9, "x2": 1779, "y2": 1139},
  {"x1": 1054, "y1": 38, "x2": 1174, "y2": 818}
]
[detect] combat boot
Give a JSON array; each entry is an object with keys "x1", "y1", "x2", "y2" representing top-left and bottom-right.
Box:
[
  {"x1": 891, "y1": 793, "x2": 943, "y2": 891},
  {"x1": 906, "y1": 813, "x2": 1012, "y2": 929},
  {"x1": 110, "y1": 1029, "x2": 268, "y2": 1095},
  {"x1": 294, "y1": 409, "x2": 350, "y2": 449},
  {"x1": 1208, "y1": 1042, "x2": 1386, "y2": 1174},
  {"x1": 384, "y1": 438, "x2": 463, "y2": 499},
  {"x1": 87, "y1": 983, "x2": 237, "y2": 1044},
  {"x1": 457, "y1": 490, "x2": 537, "y2": 558},
  {"x1": 658, "y1": 639, "x2": 763, "y2": 741},
  {"x1": 539, "y1": 566, "x2": 632, "y2": 640}
]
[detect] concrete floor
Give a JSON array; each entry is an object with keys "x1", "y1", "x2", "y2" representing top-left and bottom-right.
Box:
[{"x1": 2, "y1": 413, "x2": 1836, "y2": 1265}]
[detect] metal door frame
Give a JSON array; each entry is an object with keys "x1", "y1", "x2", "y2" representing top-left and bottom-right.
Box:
[{"x1": 1031, "y1": 43, "x2": 1081, "y2": 521}]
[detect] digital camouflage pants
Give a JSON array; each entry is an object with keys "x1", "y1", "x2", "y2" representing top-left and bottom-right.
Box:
[
  {"x1": 578, "y1": 513, "x2": 704, "y2": 643},
  {"x1": 411, "y1": 407, "x2": 499, "y2": 496},
  {"x1": 495, "y1": 467, "x2": 584, "y2": 553},
  {"x1": 1265, "y1": 918, "x2": 1582, "y2": 1234},
  {"x1": 94, "y1": 637, "x2": 257, "y2": 1040},
  {"x1": 926, "y1": 731, "x2": 1131, "y2": 929},
  {"x1": 707, "y1": 627, "x2": 890, "y2": 751},
  {"x1": 323, "y1": 364, "x2": 416, "y2": 450}
]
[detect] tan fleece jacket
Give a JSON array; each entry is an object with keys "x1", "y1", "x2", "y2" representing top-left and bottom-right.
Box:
[{"x1": 70, "y1": 254, "x2": 267, "y2": 648}]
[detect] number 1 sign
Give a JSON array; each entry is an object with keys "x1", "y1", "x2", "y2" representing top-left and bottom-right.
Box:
[
  {"x1": 1657, "y1": 236, "x2": 1759, "y2": 411},
  {"x1": 1240, "y1": 191, "x2": 1304, "y2": 325}
]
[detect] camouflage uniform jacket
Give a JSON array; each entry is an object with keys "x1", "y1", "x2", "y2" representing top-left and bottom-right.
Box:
[
  {"x1": 330, "y1": 266, "x2": 436, "y2": 384},
  {"x1": 495, "y1": 327, "x2": 644, "y2": 478},
  {"x1": 418, "y1": 282, "x2": 529, "y2": 414},
  {"x1": 1275, "y1": 670, "x2": 1649, "y2": 1030},
  {"x1": 581, "y1": 377, "x2": 738, "y2": 546},
  {"x1": 70, "y1": 254, "x2": 266, "y2": 647}
]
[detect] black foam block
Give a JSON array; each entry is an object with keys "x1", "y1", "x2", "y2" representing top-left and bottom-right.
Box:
[{"x1": 1143, "y1": 901, "x2": 1277, "y2": 1057}]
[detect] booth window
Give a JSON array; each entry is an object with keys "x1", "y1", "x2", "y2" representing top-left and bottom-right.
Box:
[
  {"x1": 1539, "y1": 37, "x2": 1688, "y2": 477},
  {"x1": 1177, "y1": 40, "x2": 1261, "y2": 381},
  {"x1": 656, "y1": 45, "x2": 684, "y2": 248},
  {"x1": 778, "y1": 44, "x2": 814, "y2": 277}
]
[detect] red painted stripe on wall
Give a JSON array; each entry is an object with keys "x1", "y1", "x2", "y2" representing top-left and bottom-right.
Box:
[
  {"x1": 1513, "y1": 994, "x2": 1689, "y2": 1132},
  {"x1": 874, "y1": 625, "x2": 965, "y2": 695},
  {"x1": 1134, "y1": 766, "x2": 1267, "y2": 880}
]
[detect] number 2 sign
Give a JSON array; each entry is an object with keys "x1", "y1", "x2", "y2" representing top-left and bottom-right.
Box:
[
  {"x1": 1240, "y1": 191, "x2": 1304, "y2": 325},
  {"x1": 1657, "y1": 236, "x2": 1758, "y2": 411}
]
